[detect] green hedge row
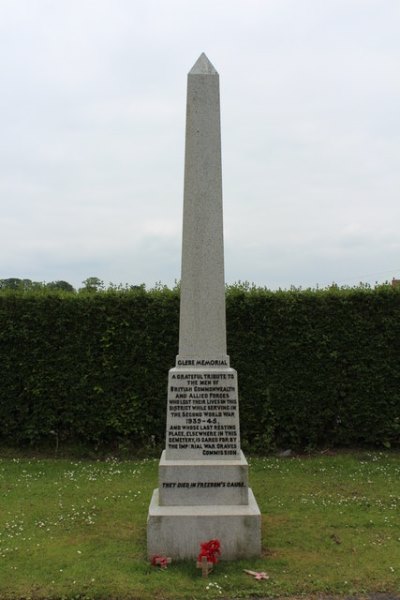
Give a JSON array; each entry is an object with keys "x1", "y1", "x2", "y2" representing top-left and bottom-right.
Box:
[{"x1": 0, "y1": 285, "x2": 399, "y2": 451}]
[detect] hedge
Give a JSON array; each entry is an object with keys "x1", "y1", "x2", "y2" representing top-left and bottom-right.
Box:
[{"x1": 0, "y1": 285, "x2": 399, "y2": 451}]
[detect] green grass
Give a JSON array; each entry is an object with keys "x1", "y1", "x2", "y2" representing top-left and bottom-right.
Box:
[{"x1": 0, "y1": 451, "x2": 399, "y2": 599}]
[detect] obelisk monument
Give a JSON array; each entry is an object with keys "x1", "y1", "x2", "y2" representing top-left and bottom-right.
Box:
[
  {"x1": 178, "y1": 52, "x2": 226, "y2": 364},
  {"x1": 147, "y1": 53, "x2": 261, "y2": 560}
]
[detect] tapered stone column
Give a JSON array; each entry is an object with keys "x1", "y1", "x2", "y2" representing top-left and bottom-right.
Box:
[
  {"x1": 178, "y1": 53, "x2": 227, "y2": 362},
  {"x1": 147, "y1": 54, "x2": 261, "y2": 560}
]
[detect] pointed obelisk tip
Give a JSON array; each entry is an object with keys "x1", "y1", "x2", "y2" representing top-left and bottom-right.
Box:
[{"x1": 189, "y1": 52, "x2": 218, "y2": 75}]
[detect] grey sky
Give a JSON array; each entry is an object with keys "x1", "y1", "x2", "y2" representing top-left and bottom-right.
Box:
[{"x1": 1, "y1": 0, "x2": 399, "y2": 289}]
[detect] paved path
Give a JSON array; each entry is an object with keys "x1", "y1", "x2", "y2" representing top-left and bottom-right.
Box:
[{"x1": 239, "y1": 595, "x2": 400, "y2": 600}]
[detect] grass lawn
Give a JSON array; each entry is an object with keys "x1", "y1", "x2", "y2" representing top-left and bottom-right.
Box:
[{"x1": 0, "y1": 451, "x2": 399, "y2": 599}]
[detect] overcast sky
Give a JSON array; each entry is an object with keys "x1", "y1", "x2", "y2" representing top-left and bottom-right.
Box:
[{"x1": 1, "y1": 0, "x2": 399, "y2": 290}]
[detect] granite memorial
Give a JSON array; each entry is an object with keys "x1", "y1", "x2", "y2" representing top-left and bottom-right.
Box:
[{"x1": 147, "y1": 53, "x2": 261, "y2": 560}]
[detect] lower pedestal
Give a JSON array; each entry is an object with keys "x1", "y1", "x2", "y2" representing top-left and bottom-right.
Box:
[
  {"x1": 159, "y1": 450, "x2": 249, "y2": 505},
  {"x1": 147, "y1": 488, "x2": 261, "y2": 560}
]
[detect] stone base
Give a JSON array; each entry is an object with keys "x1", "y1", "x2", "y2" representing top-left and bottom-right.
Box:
[
  {"x1": 159, "y1": 450, "x2": 249, "y2": 505},
  {"x1": 147, "y1": 488, "x2": 261, "y2": 560}
]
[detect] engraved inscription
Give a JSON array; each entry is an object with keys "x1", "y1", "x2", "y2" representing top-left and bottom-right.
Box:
[
  {"x1": 166, "y1": 368, "x2": 240, "y2": 459},
  {"x1": 162, "y1": 481, "x2": 245, "y2": 488}
]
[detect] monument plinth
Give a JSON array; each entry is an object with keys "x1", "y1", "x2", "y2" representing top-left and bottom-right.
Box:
[{"x1": 147, "y1": 53, "x2": 261, "y2": 560}]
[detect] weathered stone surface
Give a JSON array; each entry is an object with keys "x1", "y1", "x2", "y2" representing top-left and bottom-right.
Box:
[
  {"x1": 159, "y1": 450, "x2": 248, "y2": 506},
  {"x1": 178, "y1": 53, "x2": 227, "y2": 363},
  {"x1": 147, "y1": 488, "x2": 261, "y2": 560}
]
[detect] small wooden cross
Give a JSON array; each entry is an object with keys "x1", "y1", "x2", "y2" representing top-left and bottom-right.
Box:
[
  {"x1": 197, "y1": 555, "x2": 213, "y2": 577},
  {"x1": 243, "y1": 569, "x2": 269, "y2": 580}
]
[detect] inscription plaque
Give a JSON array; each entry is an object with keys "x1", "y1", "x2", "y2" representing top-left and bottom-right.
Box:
[{"x1": 165, "y1": 367, "x2": 241, "y2": 460}]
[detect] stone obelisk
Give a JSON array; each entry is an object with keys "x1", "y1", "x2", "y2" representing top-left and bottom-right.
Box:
[
  {"x1": 147, "y1": 53, "x2": 261, "y2": 560},
  {"x1": 178, "y1": 52, "x2": 226, "y2": 363}
]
